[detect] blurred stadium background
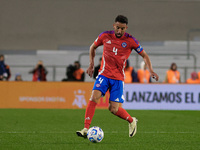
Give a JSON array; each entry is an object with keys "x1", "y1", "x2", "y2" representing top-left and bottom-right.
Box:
[
  {"x1": 0, "y1": 1, "x2": 200, "y2": 149},
  {"x1": 0, "y1": 0, "x2": 200, "y2": 82}
]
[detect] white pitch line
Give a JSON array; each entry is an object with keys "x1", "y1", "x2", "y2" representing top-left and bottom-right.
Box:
[
  {"x1": 138, "y1": 131, "x2": 198, "y2": 134},
  {"x1": 0, "y1": 131, "x2": 198, "y2": 134}
]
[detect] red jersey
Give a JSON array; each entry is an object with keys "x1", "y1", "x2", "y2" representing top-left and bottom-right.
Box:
[{"x1": 94, "y1": 30, "x2": 143, "y2": 81}]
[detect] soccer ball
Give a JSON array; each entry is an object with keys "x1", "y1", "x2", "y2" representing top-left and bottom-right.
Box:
[{"x1": 87, "y1": 126, "x2": 104, "y2": 143}]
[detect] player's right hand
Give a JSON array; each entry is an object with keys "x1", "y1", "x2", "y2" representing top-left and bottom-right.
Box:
[
  {"x1": 151, "y1": 72, "x2": 159, "y2": 81},
  {"x1": 86, "y1": 66, "x2": 94, "y2": 78}
]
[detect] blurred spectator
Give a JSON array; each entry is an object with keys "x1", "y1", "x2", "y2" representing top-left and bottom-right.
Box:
[
  {"x1": 137, "y1": 61, "x2": 151, "y2": 83},
  {"x1": 73, "y1": 61, "x2": 85, "y2": 81},
  {"x1": 198, "y1": 71, "x2": 200, "y2": 80},
  {"x1": 29, "y1": 60, "x2": 48, "y2": 81},
  {"x1": 124, "y1": 59, "x2": 138, "y2": 83},
  {"x1": 186, "y1": 72, "x2": 199, "y2": 84},
  {"x1": 62, "y1": 64, "x2": 76, "y2": 81},
  {"x1": 0, "y1": 54, "x2": 11, "y2": 81},
  {"x1": 93, "y1": 57, "x2": 102, "y2": 79},
  {"x1": 15, "y1": 73, "x2": 23, "y2": 81},
  {"x1": 165, "y1": 63, "x2": 180, "y2": 83}
]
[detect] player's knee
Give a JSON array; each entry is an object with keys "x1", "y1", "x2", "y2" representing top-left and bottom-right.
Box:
[
  {"x1": 90, "y1": 90, "x2": 102, "y2": 103},
  {"x1": 108, "y1": 105, "x2": 118, "y2": 114},
  {"x1": 90, "y1": 96, "x2": 99, "y2": 103}
]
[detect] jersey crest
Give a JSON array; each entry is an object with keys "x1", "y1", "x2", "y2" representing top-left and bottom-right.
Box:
[{"x1": 121, "y1": 42, "x2": 127, "y2": 48}]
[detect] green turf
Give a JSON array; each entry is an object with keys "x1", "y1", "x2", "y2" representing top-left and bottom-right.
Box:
[{"x1": 0, "y1": 109, "x2": 199, "y2": 150}]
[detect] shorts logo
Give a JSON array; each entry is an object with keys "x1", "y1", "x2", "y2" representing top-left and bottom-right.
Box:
[
  {"x1": 96, "y1": 84, "x2": 101, "y2": 87},
  {"x1": 115, "y1": 98, "x2": 119, "y2": 102},
  {"x1": 121, "y1": 42, "x2": 127, "y2": 48}
]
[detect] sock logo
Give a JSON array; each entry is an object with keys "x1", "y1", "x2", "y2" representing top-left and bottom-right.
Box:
[
  {"x1": 85, "y1": 117, "x2": 90, "y2": 120},
  {"x1": 72, "y1": 90, "x2": 87, "y2": 108}
]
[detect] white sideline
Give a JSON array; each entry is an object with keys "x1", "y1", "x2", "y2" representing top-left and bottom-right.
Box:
[{"x1": 0, "y1": 131, "x2": 198, "y2": 134}]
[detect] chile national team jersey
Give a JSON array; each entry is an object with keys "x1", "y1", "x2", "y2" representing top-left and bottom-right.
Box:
[{"x1": 94, "y1": 30, "x2": 143, "y2": 81}]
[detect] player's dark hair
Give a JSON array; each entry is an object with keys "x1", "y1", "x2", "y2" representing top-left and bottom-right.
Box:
[{"x1": 115, "y1": 15, "x2": 128, "y2": 24}]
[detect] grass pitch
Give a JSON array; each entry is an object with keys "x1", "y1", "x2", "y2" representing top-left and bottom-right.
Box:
[{"x1": 0, "y1": 109, "x2": 199, "y2": 150}]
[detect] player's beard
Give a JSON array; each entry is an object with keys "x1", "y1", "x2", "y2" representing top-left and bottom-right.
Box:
[{"x1": 115, "y1": 33, "x2": 122, "y2": 38}]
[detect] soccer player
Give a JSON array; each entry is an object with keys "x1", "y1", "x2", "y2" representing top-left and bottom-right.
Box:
[{"x1": 76, "y1": 15, "x2": 159, "y2": 138}]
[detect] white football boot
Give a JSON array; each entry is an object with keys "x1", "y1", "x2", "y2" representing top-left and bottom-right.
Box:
[
  {"x1": 76, "y1": 128, "x2": 88, "y2": 138},
  {"x1": 129, "y1": 117, "x2": 138, "y2": 137}
]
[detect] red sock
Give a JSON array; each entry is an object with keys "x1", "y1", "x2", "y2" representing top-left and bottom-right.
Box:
[
  {"x1": 115, "y1": 107, "x2": 133, "y2": 123},
  {"x1": 84, "y1": 101, "x2": 97, "y2": 129}
]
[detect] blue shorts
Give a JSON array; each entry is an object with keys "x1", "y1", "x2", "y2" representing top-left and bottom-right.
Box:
[{"x1": 93, "y1": 75, "x2": 125, "y2": 103}]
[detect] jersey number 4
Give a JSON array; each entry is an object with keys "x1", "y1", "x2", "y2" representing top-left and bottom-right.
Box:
[{"x1": 113, "y1": 47, "x2": 118, "y2": 55}]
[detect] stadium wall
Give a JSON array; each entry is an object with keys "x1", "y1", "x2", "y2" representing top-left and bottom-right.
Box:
[
  {"x1": 0, "y1": 0, "x2": 200, "y2": 50},
  {"x1": 0, "y1": 82, "x2": 199, "y2": 110}
]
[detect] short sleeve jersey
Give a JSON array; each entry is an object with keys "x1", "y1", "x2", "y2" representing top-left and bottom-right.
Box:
[{"x1": 94, "y1": 30, "x2": 143, "y2": 81}]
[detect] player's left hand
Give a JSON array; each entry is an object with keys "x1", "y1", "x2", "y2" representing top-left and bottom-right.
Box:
[{"x1": 151, "y1": 72, "x2": 159, "y2": 81}]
